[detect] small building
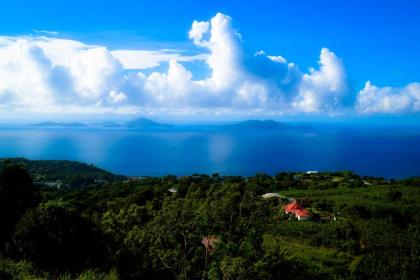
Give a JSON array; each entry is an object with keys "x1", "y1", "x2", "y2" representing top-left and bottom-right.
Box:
[
  {"x1": 306, "y1": 171, "x2": 319, "y2": 175},
  {"x1": 284, "y1": 201, "x2": 311, "y2": 221},
  {"x1": 293, "y1": 175, "x2": 301, "y2": 181},
  {"x1": 43, "y1": 180, "x2": 63, "y2": 189},
  {"x1": 168, "y1": 188, "x2": 178, "y2": 193},
  {"x1": 284, "y1": 201, "x2": 302, "y2": 214},
  {"x1": 124, "y1": 176, "x2": 146, "y2": 182},
  {"x1": 262, "y1": 193, "x2": 281, "y2": 200},
  {"x1": 294, "y1": 209, "x2": 311, "y2": 221}
]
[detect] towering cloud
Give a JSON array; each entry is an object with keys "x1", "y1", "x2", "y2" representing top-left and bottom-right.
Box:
[
  {"x1": 141, "y1": 12, "x2": 270, "y2": 109},
  {"x1": 196, "y1": 13, "x2": 243, "y2": 90},
  {"x1": 293, "y1": 48, "x2": 348, "y2": 113},
  {"x1": 0, "y1": 39, "x2": 56, "y2": 108}
]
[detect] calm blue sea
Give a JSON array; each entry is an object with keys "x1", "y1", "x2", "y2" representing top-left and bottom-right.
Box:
[{"x1": 0, "y1": 124, "x2": 419, "y2": 179}]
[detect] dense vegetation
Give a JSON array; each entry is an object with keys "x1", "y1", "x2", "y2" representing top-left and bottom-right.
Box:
[
  {"x1": 0, "y1": 158, "x2": 124, "y2": 188},
  {"x1": 0, "y1": 160, "x2": 419, "y2": 279}
]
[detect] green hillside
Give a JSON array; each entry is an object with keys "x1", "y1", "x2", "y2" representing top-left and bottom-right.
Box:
[
  {"x1": 0, "y1": 158, "x2": 125, "y2": 188},
  {"x1": 0, "y1": 163, "x2": 419, "y2": 279}
]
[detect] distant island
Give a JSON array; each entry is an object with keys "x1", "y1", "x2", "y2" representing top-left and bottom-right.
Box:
[
  {"x1": 94, "y1": 121, "x2": 123, "y2": 128},
  {"x1": 224, "y1": 119, "x2": 288, "y2": 129},
  {"x1": 223, "y1": 119, "x2": 309, "y2": 130},
  {"x1": 124, "y1": 117, "x2": 172, "y2": 129},
  {"x1": 31, "y1": 117, "x2": 172, "y2": 130},
  {"x1": 30, "y1": 118, "x2": 309, "y2": 131},
  {"x1": 32, "y1": 121, "x2": 87, "y2": 128}
]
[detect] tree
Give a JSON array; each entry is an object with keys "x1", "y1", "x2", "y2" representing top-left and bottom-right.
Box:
[
  {"x1": 386, "y1": 189, "x2": 403, "y2": 202},
  {"x1": 148, "y1": 197, "x2": 204, "y2": 280},
  {"x1": 12, "y1": 200, "x2": 104, "y2": 272},
  {"x1": 0, "y1": 164, "x2": 38, "y2": 250},
  {"x1": 99, "y1": 204, "x2": 154, "y2": 279}
]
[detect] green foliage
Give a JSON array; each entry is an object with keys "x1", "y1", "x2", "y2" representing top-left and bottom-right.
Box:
[
  {"x1": 0, "y1": 258, "x2": 48, "y2": 280},
  {"x1": 399, "y1": 176, "x2": 420, "y2": 187},
  {"x1": 386, "y1": 189, "x2": 403, "y2": 201},
  {"x1": 0, "y1": 158, "x2": 124, "y2": 188},
  {"x1": 0, "y1": 163, "x2": 39, "y2": 250},
  {"x1": 12, "y1": 200, "x2": 105, "y2": 272},
  {"x1": 0, "y1": 162, "x2": 419, "y2": 279}
]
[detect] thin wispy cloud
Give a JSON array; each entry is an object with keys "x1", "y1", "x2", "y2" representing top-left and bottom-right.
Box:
[{"x1": 32, "y1": 30, "x2": 59, "y2": 36}]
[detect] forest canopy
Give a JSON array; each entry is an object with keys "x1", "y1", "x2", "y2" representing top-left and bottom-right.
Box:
[{"x1": 0, "y1": 159, "x2": 419, "y2": 279}]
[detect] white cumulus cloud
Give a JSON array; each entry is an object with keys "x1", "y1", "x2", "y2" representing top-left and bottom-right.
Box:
[
  {"x1": 108, "y1": 90, "x2": 127, "y2": 103},
  {"x1": 293, "y1": 48, "x2": 348, "y2": 113},
  {"x1": 111, "y1": 49, "x2": 207, "y2": 70},
  {"x1": 356, "y1": 81, "x2": 420, "y2": 114},
  {"x1": 0, "y1": 12, "x2": 417, "y2": 118},
  {"x1": 0, "y1": 39, "x2": 57, "y2": 108},
  {"x1": 141, "y1": 12, "x2": 271, "y2": 110},
  {"x1": 267, "y1": 55, "x2": 287, "y2": 64},
  {"x1": 189, "y1": 21, "x2": 210, "y2": 47}
]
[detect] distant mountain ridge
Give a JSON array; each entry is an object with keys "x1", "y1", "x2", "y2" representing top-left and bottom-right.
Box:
[
  {"x1": 32, "y1": 122, "x2": 87, "y2": 127},
  {"x1": 124, "y1": 117, "x2": 172, "y2": 128},
  {"x1": 224, "y1": 120, "x2": 289, "y2": 129},
  {"x1": 30, "y1": 118, "x2": 307, "y2": 130},
  {"x1": 31, "y1": 118, "x2": 171, "y2": 129},
  {"x1": 95, "y1": 121, "x2": 123, "y2": 128}
]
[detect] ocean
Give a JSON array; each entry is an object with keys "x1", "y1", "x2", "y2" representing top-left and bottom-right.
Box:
[{"x1": 0, "y1": 124, "x2": 419, "y2": 179}]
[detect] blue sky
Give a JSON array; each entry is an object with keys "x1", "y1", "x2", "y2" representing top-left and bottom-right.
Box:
[{"x1": 0, "y1": 0, "x2": 419, "y2": 120}]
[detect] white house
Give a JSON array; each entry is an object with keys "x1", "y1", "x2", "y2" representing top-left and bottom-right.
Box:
[{"x1": 262, "y1": 193, "x2": 281, "y2": 199}]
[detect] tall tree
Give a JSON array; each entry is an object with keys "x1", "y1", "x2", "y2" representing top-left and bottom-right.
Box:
[{"x1": 0, "y1": 164, "x2": 37, "y2": 250}]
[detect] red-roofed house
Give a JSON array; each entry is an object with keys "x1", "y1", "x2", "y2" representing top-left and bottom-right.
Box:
[
  {"x1": 284, "y1": 201, "x2": 311, "y2": 220},
  {"x1": 294, "y1": 209, "x2": 311, "y2": 220},
  {"x1": 284, "y1": 201, "x2": 303, "y2": 214}
]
